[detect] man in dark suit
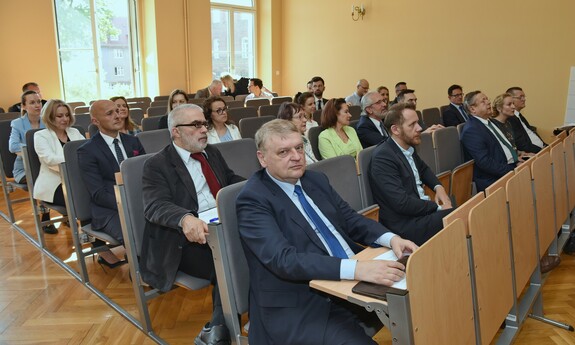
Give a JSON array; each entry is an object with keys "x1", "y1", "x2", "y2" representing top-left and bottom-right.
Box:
[
  {"x1": 140, "y1": 104, "x2": 243, "y2": 345},
  {"x1": 370, "y1": 103, "x2": 454, "y2": 246},
  {"x1": 442, "y1": 84, "x2": 469, "y2": 127},
  {"x1": 311, "y1": 76, "x2": 328, "y2": 110},
  {"x1": 388, "y1": 81, "x2": 407, "y2": 106},
  {"x1": 356, "y1": 91, "x2": 388, "y2": 148},
  {"x1": 506, "y1": 87, "x2": 546, "y2": 153},
  {"x1": 195, "y1": 79, "x2": 223, "y2": 99},
  {"x1": 78, "y1": 100, "x2": 146, "y2": 265},
  {"x1": 8, "y1": 82, "x2": 47, "y2": 113},
  {"x1": 237, "y1": 119, "x2": 417, "y2": 345},
  {"x1": 460, "y1": 91, "x2": 517, "y2": 192}
]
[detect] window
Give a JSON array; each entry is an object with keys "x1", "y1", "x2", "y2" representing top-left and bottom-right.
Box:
[
  {"x1": 210, "y1": 0, "x2": 255, "y2": 79},
  {"x1": 54, "y1": 0, "x2": 141, "y2": 102}
]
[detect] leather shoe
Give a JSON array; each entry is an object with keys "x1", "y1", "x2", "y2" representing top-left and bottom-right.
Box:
[
  {"x1": 194, "y1": 324, "x2": 231, "y2": 345},
  {"x1": 43, "y1": 224, "x2": 58, "y2": 234},
  {"x1": 564, "y1": 234, "x2": 575, "y2": 255},
  {"x1": 540, "y1": 255, "x2": 561, "y2": 274}
]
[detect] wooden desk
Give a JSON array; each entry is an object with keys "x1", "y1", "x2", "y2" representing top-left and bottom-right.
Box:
[{"x1": 310, "y1": 247, "x2": 414, "y2": 345}]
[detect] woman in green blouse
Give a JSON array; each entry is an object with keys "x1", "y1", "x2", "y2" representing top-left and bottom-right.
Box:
[{"x1": 318, "y1": 98, "x2": 363, "y2": 159}]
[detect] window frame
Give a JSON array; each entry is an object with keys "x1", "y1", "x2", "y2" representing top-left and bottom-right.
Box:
[{"x1": 210, "y1": 1, "x2": 257, "y2": 79}]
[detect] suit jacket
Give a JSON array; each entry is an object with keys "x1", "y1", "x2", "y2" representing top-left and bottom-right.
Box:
[
  {"x1": 460, "y1": 116, "x2": 515, "y2": 192},
  {"x1": 140, "y1": 143, "x2": 243, "y2": 292},
  {"x1": 237, "y1": 169, "x2": 388, "y2": 345},
  {"x1": 33, "y1": 127, "x2": 85, "y2": 203},
  {"x1": 77, "y1": 132, "x2": 145, "y2": 230},
  {"x1": 356, "y1": 115, "x2": 387, "y2": 148},
  {"x1": 507, "y1": 114, "x2": 544, "y2": 153},
  {"x1": 442, "y1": 104, "x2": 466, "y2": 127},
  {"x1": 369, "y1": 139, "x2": 441, "y2": 240},
  {"x1": 195, "y1": 87, "x2": 210, "y2": 99}
]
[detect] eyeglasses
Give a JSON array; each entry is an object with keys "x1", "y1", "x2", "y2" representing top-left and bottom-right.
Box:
[
  {"x1": 176, "y1": 121, "x2": 208, "y2": 129},
  {"x1": 450, "y1": 93, "x2": 463, "y2": 98},
  {"x1": 368, "y1": 99, "x2": 384, "y2": 107},
  {"x1": 212, "y1": 106, "x2": 228, "y2": 115}
]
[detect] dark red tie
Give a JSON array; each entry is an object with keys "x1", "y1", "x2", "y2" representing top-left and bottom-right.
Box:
[{"x1": 191, "y1": 152, "x2": 221, "y2": 198}]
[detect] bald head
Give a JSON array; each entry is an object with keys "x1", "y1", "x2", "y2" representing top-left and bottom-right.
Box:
[{"x1": 90, "y1": 100, "x2": 122, "y2": 137}]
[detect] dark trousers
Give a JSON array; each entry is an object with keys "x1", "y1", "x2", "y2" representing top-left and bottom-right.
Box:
[{"x1": 178, "y1": 242, "x2": 224, "y2": 326}]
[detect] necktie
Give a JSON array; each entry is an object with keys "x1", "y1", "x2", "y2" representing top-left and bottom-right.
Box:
[
  {"x1": 293, "y1": 185, "x2": 348, "y2": 259},
  {"x1": 459, "y1": 106, "x2": 469, "y2": 121},
  {"x1": 380, "y1": 121, "x2": 388, "y2": 138},
  {"x1": 191, "y1": 152, "x2": 221, "y2": 198},
  {"x1": 317, "y1": 100, "x2": 322, "y2": 110},
  {"x1": 113, "y1": 138, "x2": 125, "y2": 164},
  {"x1": 487, "y1": 121, "x2": 518, "y2": 162}
]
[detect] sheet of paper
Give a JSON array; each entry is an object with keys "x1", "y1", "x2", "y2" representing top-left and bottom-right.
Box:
[
  {"x1": 373, "y1": 250, "x2": 407, "y2": 290},
  {"x1": 198, "y1": 208, "x2": 219, "y2": 223}
]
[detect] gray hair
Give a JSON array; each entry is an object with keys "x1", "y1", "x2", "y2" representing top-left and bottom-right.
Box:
[
  {"x1": 361, "y1": 91, "x2": 381, "y2": 115},
  {"x1": 255, "y1": 119, "x2": 299, "y2": 152},
  {"x1": 463, "y1": 90, "x2": 482, "y2": 114},
  {"x1": 167, "y1": 103, "x2": 204, "y2": 135}
]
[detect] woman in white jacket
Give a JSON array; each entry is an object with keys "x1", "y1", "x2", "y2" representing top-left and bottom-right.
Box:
[
  {"x1": 34, "y1": 99, "x2": 85, "y2": 209},
  {"x1": 203, "y1": 96, "x2": 242, "y2": 144}
]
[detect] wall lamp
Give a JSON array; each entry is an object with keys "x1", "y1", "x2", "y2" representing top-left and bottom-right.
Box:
[{"x1": 351, "y1": 4, "x2": 365, "y2": 21}]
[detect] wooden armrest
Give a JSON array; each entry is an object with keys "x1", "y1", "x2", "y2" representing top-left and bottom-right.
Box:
[{"x1": 359, "y1": 204, "x2": 379, "y2": 222}]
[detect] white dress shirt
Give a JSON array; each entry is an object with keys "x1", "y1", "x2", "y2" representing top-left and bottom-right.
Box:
[
  {"x1": 173, "y1": 143, "x2": 216, "y2": 212},
  {"x1": 100, "y1": 132, "x2": 128, "y2": 164}
]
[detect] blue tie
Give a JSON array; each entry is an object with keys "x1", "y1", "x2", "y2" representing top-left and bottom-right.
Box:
[
  {"x1": 294, "y1": 185, "x2": 348, "y2": 259},
  {"x1": 459, "y1": 105, "x2": 469, "y2": 121}
]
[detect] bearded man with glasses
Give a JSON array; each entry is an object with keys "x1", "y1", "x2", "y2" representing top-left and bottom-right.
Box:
[{"x1": 140, "y1": 103, "x2": 244, "y2": 345}]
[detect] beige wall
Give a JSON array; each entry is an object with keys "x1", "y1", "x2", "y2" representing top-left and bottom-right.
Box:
[
  {"x1": 280, "y1": 0, "x2": 575, "y2": 140},
  {"x1": 0, "y1": 1, "x2": 61, "y2": 111}
]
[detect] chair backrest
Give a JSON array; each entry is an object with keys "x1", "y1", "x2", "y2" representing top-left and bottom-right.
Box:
[
  {"x1": 212, "y1": 138, "x2": 261, "y2": 179},
  {"x1": 189, "y1": 98, "x2": 205, "y2": 105},
  {"x1": 271, "y1": 96, "x2": 292, "y2": 105},
  {"x1": 312, "y1": 109, "x2": 322, "y2": 123},
  {"x1": 150, "y1": 100, "x2": 168, "y2": 108},
  {"x1": 457, "y1": 123, "x2": 465, "y2": 137},
  {"x1": 415, "y1": 132, "x2": 437, "y2": 174},
  {"x1": 433, "y1": 126, "x2": 463, "y2": 172},
  {"x1": 154, "y1": 95, "x2": 169, "y2": 102},
  {"x1": 220, "y1": 95, "x2": 234, "y2": 102},
  {"x1": 308, "y1": 155, "x2": 363, "y2": 211},
  {"x1": 141, "y1": 116, "x2": 162, "y2": 131},
  {"x1": 307, "y1": 126, "x2": 324, "y2": 161},
  {"x1": 74, "y1": 105, "x2": 90, "y2": 114},
  {"x1": 129, "y1": 108, "x2": 144, "y2": 125},
  {"x1": 450, "y1": 160, "x2": 474, "y2": 207},
  {"x1": 349, "y1": 119, "x2": 359, "y2": 129},
  {"x1": 74, "y1": 113, "x2": 92, "y2": 132},
  {"x1": 439, "y1": 105, "x2": 450, "y2": 116},
  {"x1": 0, "y1": 107, "x2": 4, "y2": 113},
  {"x1": 214, "y1": 180, "x2": 250, "y2": 314},
  {"x1": 88, "y1": 123, "x2": 99, "y2": 138},
  {"x1": 227, "y1": 106, "x2": 257, "y2": 124},
  {"x1": 550, "y1": 143, "x2": 568, "y2": 227},
  {"x1": 531, "y1": 152, "x2": 555, "y2": 255},
  {"x1": 234, "y1": 94, "x2": 248, "y2": 102},
  {"x1": 146, "y1": 106, "x2": 167, "y2": 117},
  {"x1": 357, "y1": 145, "x2": 377, "y2": 208},
  {"x1": 258, "y1": 104, "x2": 281, "y2": 117},
  {"x1": 245, "y1": 98, "x2": 270, "y2": 108},
  {"x1": 136, "y1": 129, "x2": 170, "y2": 153},
  {"x1": 68, "y1": 101, "x2": 86, "y2": 110},
  {"x1": 0, "y1": 112, "x2": 22, "y2": 121},
  {"x1": 24, "y1": 129, "x2": 44, "y2": 184},
  {"x1": 348, "y1": 105, "x2": 361, "y2": 121},
  {"x1": 226, "y1": 100, "x2": 244, "y2": 109},
  {"x1": 0, "y1": 119, "x2": 17, "y2": 178},
  {"x1": 238, "y1": 115, "x2": 275, "y2": 139},
  {"x1": 422, "y1": 107, "x2": 442, "y2": 127},
  {"x1": 62, "y1": 139, "x2": 92, "y2": 222},
  {"x1": 119, "y1": 154, "x2": 154, "y2": 255}
]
